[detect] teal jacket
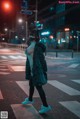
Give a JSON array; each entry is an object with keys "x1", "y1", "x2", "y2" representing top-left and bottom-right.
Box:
[{"x1": 25, "y1": 42, "x2": 47, "y2": 86}]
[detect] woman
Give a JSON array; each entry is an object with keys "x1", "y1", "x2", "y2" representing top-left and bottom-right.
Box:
[{"x1": 22, "y1": 31, "x2": 51, "y2": 114}]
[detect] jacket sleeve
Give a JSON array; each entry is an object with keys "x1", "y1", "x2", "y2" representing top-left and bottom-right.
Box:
[{"x1": 37, "y1": 47, "x2": 47, "y2": 72}]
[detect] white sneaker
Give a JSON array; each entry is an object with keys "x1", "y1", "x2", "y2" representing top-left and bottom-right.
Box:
[
  {"x1": 22, "y1": 98, "x2": 34, "y2": 105},
  {"x1": 39, "y1": 105, "x2": 52, "y2": 114}
]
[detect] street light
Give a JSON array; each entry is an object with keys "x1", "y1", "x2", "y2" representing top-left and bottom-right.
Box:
[
  {"x1": 2, "y1": 1, "x2": 12, "y2": 12},
  {"x1": 18, "y1": 18, "x2": 23, "y2": 23},
  {"x1": 18, "y1": 18, "x2": 28, "y2": 43},
  {"x1": 64, "y1": 28, "x2": 70, "y2": 31},
  {"x1": 4, "y1": 28, "x2": 8, "y2": 32}
]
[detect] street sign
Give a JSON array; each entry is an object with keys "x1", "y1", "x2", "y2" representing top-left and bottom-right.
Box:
[
  {"x1": 21, "y1": 10, "x2": 32, "y2": 15},
  {"x1": 21, "y1": 0, "x2": 28, "y2": 9}
]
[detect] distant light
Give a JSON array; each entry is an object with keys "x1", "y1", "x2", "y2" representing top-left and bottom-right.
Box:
[
  {"x1": 2, "y1": 38, "x2": 5, "y2": 40},
  {"x1": 74, "y1": 36, "x2": 76, "y2": 38},
  {"x1": 77, "y1": 36, "x2": 78, "y2": 39},
  {"x1": 18, "y1": 19, "x2": 23, "y2": 23},
  {"x1": 4, "y1": 3, "x2": 10, "y2": 9},
  {"x1": 67, "y1": 36, "x2": 69, "y2": 39},
  {"x1": 58, "y1": 39, "x2": 60, "y2": 44},
  {"x1": 61, "y1": 38, "x2": 66, "y2": 43},
  {"x1": 4, "y1": 28, "x2": 8, "y2": 32},
  {"x1": 64, "y1": 28, "x2": 70, "y2": 31},
  {"x1": 50, "y1": 7, "x2": 54, "y2": 11},
  {"x1": 15, "y1": 36, "x2": 18, "y2": 39},
  {"x1": 50, "y1": 35, "x2": 54, "y2": 39},
  {"x1": 70, "y1": 36, "x2": 72, "y2": 39},
  {"x1": 2, "y1": 1, "x2": 12, "y2": 12},
  {"x1": 22, "y1": 38, "x2": 25, "y2": 41},
  {"x1": 41, "y1": 31, "x2": 50, "y2": 36}
]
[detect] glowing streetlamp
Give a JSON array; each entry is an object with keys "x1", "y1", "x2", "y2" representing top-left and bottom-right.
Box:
[
  {"x1": 4, "y1": 28, "x2": 8, "y2": 32},
  {"x1": 2, "y1": 1, "x2": 12, "y2": 12},
  {"x1": 18, "y1": 18, "x2": 23, "y2": 23},
  {"x1": 64, "y1": 28, "x2": 70, "y2": 31},
  {"x1": 18, "y1": 18, "x2": 28, "y2": 42}
]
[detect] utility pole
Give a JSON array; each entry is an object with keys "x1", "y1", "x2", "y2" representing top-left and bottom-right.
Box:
[
  {"x1": 35, "y1": 0, "x2": 38, "y2": 22},
  {"x1": 77, "y1": 31, "x2": 79, "y2": 52}
]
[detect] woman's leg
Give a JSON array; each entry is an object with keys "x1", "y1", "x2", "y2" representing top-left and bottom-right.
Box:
[
  {"x1": 36, "y1": 85, "x2": 48, "y2": 107},
  {"x1": 29, "y1": 79, "x2": 34, "y2": 101}
]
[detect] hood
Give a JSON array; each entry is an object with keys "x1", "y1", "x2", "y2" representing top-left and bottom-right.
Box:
[{"x1": 36, "y1": 42, "x2": 46, "y2": 52}]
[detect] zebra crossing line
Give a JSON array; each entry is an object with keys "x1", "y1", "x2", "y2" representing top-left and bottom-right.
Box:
[
  {"x1": 0, "y1": 56, "x2": 8, "y2": 59},
  {"x1": 0, "y1": 55, "x2": 26, "y2": 60},
  {"x1": 72, "y1": 79, "x2": 80, "y2": 84},
  {"x1": 48, "y1": 80, "x2": 80, "y2": 96},
  {"x1": 16, "y1": 81, "x2": 39, "y2": 97},
  {"x1": 11, "y1": 104, "x2": 43, "y2": 119},
  {"x1": 0, "y1": 64, "x2": 11, "y2": 75},
  {"x1": 13, "y1": 79, "x2": 80, "y2": 118},
  {"x1": 68, "y1": 64, "x2": 79, "y2": 68},
  {"x1": 59, "y1": 101, "x2": 80, "y2": 118}
]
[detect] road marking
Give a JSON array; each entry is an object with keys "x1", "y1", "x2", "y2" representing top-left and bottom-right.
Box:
[
  {"x1": 0, "y1": 90, "x2": 3, "y2": 99},
  {"x1": 68, "y1": 64, "x2": 79, "y2": 68},
  {"x1": 59, "y1": 101, "x2": 80, "y2": 118},
  {"x1": 72, "y1": 80, "x2": 80, "y2": 84},
  {"x1": 17, "y1": 55, "x2": 26, "y2": 59},
  {"x1": 11, "y1": 104, "x2": 43, "y2": 119},
  {"x1": 16, "y1": 81, "x2": 39, "y2": 97},
  {"x1": 9, "y1": 55, "x2": 18, "y2": 59},
  {"x1": 1, "y1": 56, "x2": 7, "y2": 59},
  {"x1": 0, "y1": 72, "x2": 10, "y2": 75},
  {"x1": 9, "y1": 66, "x2": 25, "y2": 71},
  {"x1": 0, "y1": 69, "x2": 9, "y2": 71},
  {"x1": 48, "y1": 80, "x2": 80, "y2": 96},
  {"x1": 0, "y1": 55, "x2": 26, "y2": 60}
]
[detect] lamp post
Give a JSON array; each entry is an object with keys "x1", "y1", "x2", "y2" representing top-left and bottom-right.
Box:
[
  {"x1": 77, "y1": 31, "x2": 79, "y2": 52},
  {"x1": 18, "y1": 18, "x2": 28, "y2": 43}
]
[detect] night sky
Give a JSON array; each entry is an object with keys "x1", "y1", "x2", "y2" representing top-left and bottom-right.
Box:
[
  {"x1": 0, "y1": 0, "x2": 80, "y2": 33},
  {"x1": 0, "y1": 0, "x2": 55, "y2": 33}
]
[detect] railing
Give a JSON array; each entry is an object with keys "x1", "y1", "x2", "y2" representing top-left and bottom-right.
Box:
[
  {"x1": 46, "y1": 49, "x2": 74, "y2": 58},
  {"x1": 0, "y1": 42, "x2": 28, "y2": 51}
]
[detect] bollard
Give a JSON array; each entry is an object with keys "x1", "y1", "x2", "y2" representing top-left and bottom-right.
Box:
[
  {"x1": 72, "y1": 50, "x2": 74, "y2": 58},
  {"x1": 56, "y1": 51, "x2": 58, "y2": 57}
]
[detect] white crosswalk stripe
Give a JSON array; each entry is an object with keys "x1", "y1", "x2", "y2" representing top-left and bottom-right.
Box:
[
  {"x1": 0, "y1": 55, "x2": 26, "y2": 60},
  {"x1": 59, "y1": 101, "x2": 80, "y2": 118},
  {"x1": 11, "y1": 80, "x2": 80, "y2": 118},
  {"x1": 68, "y1": 64, "x2": 79, "y2": 68},
  {"x1": 48, "y1": 80, "x2": 80, "y2": 96},
  {"x1": 72, "y1": 79, "x2": 80, "y2": 84},
  {"x1": 0, "y1": 56, "x2": 8, "y2": 59},
  {"x1": 11, "y1": 104, "x2": 43, "y2": 119},
  {"x1": 9, "y1": 55, "x2": 18, "y2": 59},
  {"x1": 16, "y1": 81, "x2": 39, "y2": 97}
]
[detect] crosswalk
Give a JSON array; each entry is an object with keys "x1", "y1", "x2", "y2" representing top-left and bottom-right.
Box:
[
  {"x1": 0, "y1": 55, "x2": 26, "y2": 60},
  {"x1": 0, "y1": 55, "x2": 80, "y2": 69},
  {"x1": 11, "y1": 104, "x2": 43, "y2": 119},
  {"x1": 0, "y1": 50, "x2": 80, "y2": 118},
  {"x1": 0, "y1": 79, "x2": 80, "y2": 118}
]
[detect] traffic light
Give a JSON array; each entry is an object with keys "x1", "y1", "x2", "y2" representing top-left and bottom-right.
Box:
[
  {"x1": 2, "y1": 1, "x2": 12, "y2": 12},
  {"x1": 35, "y1": 21, "x2": 43, "y2": 30}
]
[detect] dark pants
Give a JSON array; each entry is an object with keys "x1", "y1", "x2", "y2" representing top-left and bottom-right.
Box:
[{"x1": 29, "y1": 79, "x2": 48, "y2": 107}]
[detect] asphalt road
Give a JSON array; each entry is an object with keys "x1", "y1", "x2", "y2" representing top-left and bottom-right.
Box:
[{"x1": 0, "y1": 47, "x2": 80, "y2": 119}]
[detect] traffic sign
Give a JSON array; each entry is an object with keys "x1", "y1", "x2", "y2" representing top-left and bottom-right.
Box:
[{"x1": 21, "y1": 10, "x2": 32, "y2": 15}]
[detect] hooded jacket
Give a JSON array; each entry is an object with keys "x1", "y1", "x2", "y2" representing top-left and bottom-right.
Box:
[{"x1": 25, "y1": 42, "x2": 47, "y2": 86}]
